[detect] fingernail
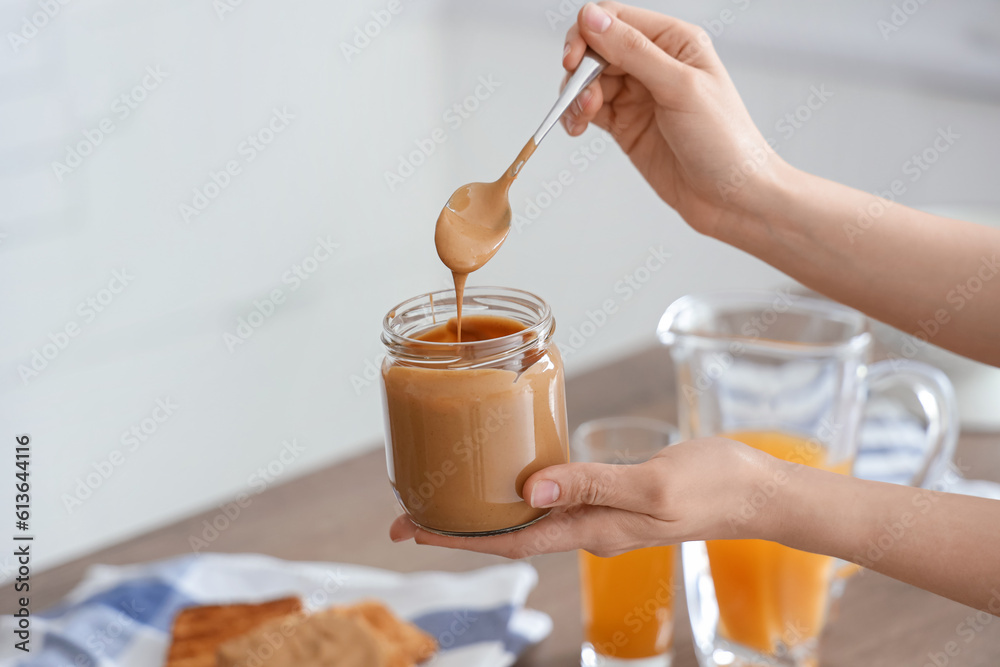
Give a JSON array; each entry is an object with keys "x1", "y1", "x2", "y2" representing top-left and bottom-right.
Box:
[
  {"x1": 530, "y1": 480, "x2": 560, "y2": 507},
  {"x1": 563, "y1": 42, "x2": 571, "y2": 58},
  {"x1": 582, "y1": 3, "x2": 612, "y2": 33},
  {"x1": 574, "y1": 87, "x2": 592, "y2": 114},
  {"x1": 391, "y1": 534, "x2": 406, "y2": 543}
]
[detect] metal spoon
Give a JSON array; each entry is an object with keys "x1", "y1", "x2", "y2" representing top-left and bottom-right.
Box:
[
  {"x1": 531, "y1": 47, "x2": 609, "y2": 148},
  {"x1": 434, "y1": 49, "x2": 608, "y2": 276}
]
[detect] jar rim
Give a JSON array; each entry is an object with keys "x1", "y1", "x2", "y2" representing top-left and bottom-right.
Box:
[{"x1": 381, "y1": 286, "x2": 554, "y2": 368}]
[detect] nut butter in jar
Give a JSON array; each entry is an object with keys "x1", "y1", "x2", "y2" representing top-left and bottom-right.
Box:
[{"x1": 380, "y1": 286, "x2": 569, "y2": 536}]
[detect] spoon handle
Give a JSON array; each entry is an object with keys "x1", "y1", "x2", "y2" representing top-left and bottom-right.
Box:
[{"x1": 532, "y1": 48, "x2": 608, "y2": 146}]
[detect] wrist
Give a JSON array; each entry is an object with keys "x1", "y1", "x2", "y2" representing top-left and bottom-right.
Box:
[
  {"x1": 759, "y1": 459, "x2": 851, "y2": 554},
  {"x1": 743, "y1": 154, "x2": 802, "y2": 222},
  {"x1": 712, "y1": 441, "x2": 791, "y2": 541},
  {"x1": 707, "y1": 156, "x2": 807, "y2": 254},
  {"x1": 754, "y1": 455, "x2": 801, "y2": 545}
]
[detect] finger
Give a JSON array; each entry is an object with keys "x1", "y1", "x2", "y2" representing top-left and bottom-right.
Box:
[
  {"x1": 523, "y1": 460, "x2": 667, "y2": 514},
  {"x1": 562, "y1": 80, "x2": 604, "y2": 135},
  {"x1": 562, "y1": 116, "x2": 587, "y2": 137},
  {"x1": 577, "y1": 2, "x2": 711, "y2": 106},
  {"x1": 562, "y1": 72, "x2": 626, "y2": 136},
  {"x1": 594, "y1": 2, "x2": 719, "y2": 70},
  {"x1": 409, "y1": 505, "x2": 649, "y2": 558},
  {"x1": 389, "y1": 514, "x2": 418, "y2": 542},
  {"x1": 563, "y1": 22, "x2": 585, "y2": 70}
]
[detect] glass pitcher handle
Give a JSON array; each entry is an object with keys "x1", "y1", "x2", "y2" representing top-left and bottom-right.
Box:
[
  {"x1": 866, "y1": 358, "x2": 960, "y2": 489},
  {"x1": 832, "y1": 359, "x2": 960, "y2": 588}
]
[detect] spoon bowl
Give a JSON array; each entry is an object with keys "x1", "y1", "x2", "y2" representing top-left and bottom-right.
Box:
[{"x1": 434, "y1": 178, "x2": 513, "y2": 274}]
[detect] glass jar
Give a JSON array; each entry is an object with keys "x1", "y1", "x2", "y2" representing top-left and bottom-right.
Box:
[{"x1": 380, "y1": 286, "x2": 569, "y2": 536}]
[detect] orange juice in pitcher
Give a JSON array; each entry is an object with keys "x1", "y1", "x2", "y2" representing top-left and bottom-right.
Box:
[{"x1": 707, "y1": 431, "x2": 850, "y2": 654}]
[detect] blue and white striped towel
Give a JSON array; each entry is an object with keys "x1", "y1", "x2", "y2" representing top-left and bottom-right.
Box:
[{"x1": 0, "y1": 553, "x2": 551, "y2": 667}]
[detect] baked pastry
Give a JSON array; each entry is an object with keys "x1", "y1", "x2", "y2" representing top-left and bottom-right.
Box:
[
  {"x1": 217, "y1": 609, "x2": 398, "y2": 667},
  {"x1": 216, "y1": 600, "x2": 437, "y2": 667},
  {"x1": 165, "y1": 597, "x2": 304, "y2": 667},
  {"x1": 333, "y1": 601, "x2": 437, "y2": 664}
]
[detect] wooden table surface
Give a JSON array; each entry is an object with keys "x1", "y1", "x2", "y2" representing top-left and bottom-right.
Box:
[{"x1": 30, "y1": 346, "x2": 1000, "y2": 665}]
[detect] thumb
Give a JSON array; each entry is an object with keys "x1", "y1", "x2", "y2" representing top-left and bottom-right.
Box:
[
  {"x1": 576, "y1": 2, "x2": 709, "y2": 106},
  {"x1": 524, "y1": 461, "x2": 663, "y2": 513}
]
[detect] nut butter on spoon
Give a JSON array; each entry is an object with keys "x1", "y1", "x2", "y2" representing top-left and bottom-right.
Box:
[{"x1": 434, "y1": 48, "x2": 607, "y2": 340}]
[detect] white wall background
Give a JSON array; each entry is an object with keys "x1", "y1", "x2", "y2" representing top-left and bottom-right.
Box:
[{"x1": 2, "y1": 0, "x2": 998, "y2": 572}]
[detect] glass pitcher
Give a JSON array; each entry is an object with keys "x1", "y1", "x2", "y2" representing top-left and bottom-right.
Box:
[{"x1": 656, "y1": 290, "x2": 958, "y2": 667}]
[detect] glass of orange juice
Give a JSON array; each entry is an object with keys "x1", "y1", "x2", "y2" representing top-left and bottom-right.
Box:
[
  {"x1": 657, "y1": 291, "x2": 958, "y2": 667},
  {"x1": 574, "y1": 417, "x2": 681, "y2": 667}
]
